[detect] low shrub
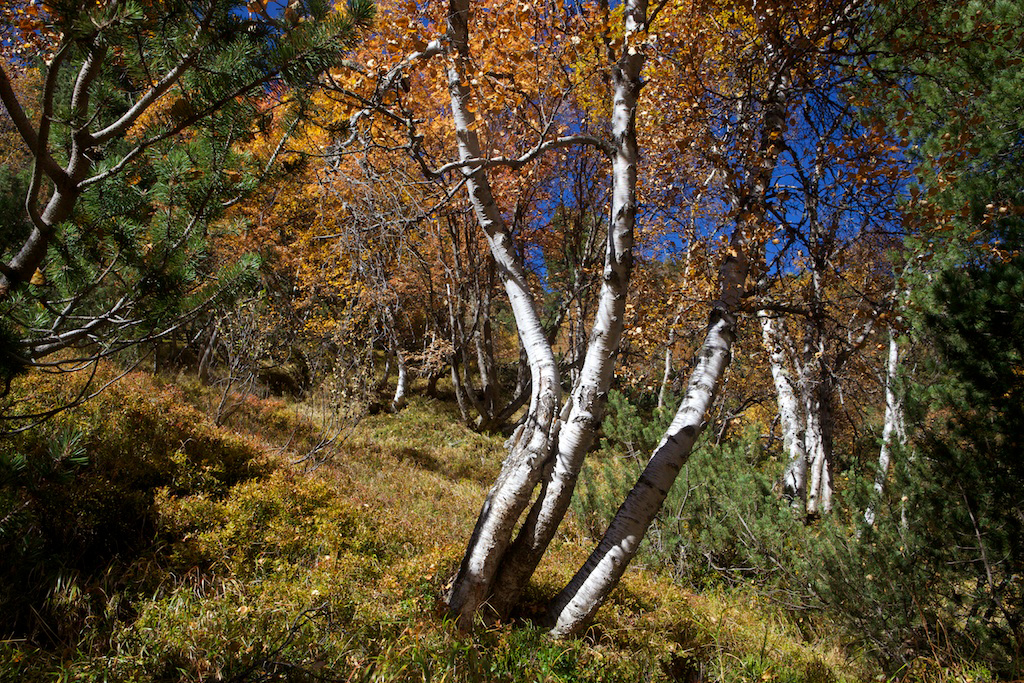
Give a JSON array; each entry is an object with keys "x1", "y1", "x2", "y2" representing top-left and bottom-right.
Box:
[{"x1": 0, "y1": 367, "x2": 265, "y2": 648}]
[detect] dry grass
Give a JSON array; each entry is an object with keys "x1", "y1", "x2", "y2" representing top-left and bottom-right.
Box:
[{"x1": 0, "y1": 367, "x2": 945, "y2": 682}]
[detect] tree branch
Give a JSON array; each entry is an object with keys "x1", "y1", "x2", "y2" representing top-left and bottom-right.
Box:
[
  {"x1": 0, "y1": 48, "x2": 71, "y2": 190},
  {"x1": 90, "y1": 53, "x2": 199, "y2": 144},
  {"x1": 429, "y1": 134, "x2": 613, "y2": 178},
  {"x1": 69, "y1": 44, "x2": 107, "y2": 135}
]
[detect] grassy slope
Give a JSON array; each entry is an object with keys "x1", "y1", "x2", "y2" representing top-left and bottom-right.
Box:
[{"x1": 0, "y1": 367, "x2": 868, "y2": 682}]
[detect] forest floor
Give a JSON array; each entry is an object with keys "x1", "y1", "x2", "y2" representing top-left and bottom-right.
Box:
[{"x1": 1, "y1": 365, "x2": 892, "y2": 682}]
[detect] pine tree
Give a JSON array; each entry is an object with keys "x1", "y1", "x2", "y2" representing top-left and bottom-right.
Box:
[
  {"x1": 830, "y1": 0, "x2": 1024, "y2": 671},
  {"x1": 0, "y1": 0, "x2": 374, "y2": 396},
  {"x1": 913, "y1": 258, "x2": 1024, "y2": 672}
]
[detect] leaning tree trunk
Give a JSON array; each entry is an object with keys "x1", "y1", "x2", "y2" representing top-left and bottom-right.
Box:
[
  {"x1": 546, "y1": 228, "x2": 751, "y2": 636},
  {"x1": 545, "y1": 52, "x2": 792, "y2": 636}
]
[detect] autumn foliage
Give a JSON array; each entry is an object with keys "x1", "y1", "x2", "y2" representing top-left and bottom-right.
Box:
[{"x1": 2, "y1": 0, "x2": 1023, "y2": 677}]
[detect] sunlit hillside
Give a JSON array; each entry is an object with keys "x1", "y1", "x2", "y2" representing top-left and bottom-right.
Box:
[
  {"x1": 1, "y1": 365, "x2": 873, "y2": 682},
  {"x1": 3, "y1": 0, "x2": 1022, "y2": 679}
]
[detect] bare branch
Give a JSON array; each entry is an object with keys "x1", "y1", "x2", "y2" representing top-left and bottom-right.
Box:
[
  {"x1": 429, "y1": 134, "x2": 613, "y2": 178},
  {"x1": 24, "y1": 296, "x2": 133, "y2": 358}
]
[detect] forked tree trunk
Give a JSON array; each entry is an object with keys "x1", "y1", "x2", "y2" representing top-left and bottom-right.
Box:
[
  {"x1": 803, "y1": 383, "x2": 832, "y2": 515},
  {"x1": 486, "y1": 0, "x2": 644, "y2": 614},
  {"x1": 442, "y1": 0, "x2": 563, "y2": 625},
  {"x1": 443, "y1": 0, "x2": 642, "y2": 624},
  {"x1": 803, "y1": 317, "x2": 833, "y2": 516},
  {"x1": 0, "y1": 49, "x2": 94, "y2": 300}
]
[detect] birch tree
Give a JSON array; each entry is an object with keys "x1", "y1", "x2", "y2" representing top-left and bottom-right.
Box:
[
  {"x1": 542, "y1": 0, "x2": 919, "y2": 631},
  {"x1": 327, "y1": 0, "x2": 880, "y2": 631},
  {"x1": 864, "y1": 328, "x2": 905, "y2": 526},
  {"x1": 438, "y1": 0, "x2": 643, "y2": 623},
  {"x1": 308, "y1": 0, "x2": 647, "y2": 624},
  {"x1": 760, "y1": 310, "x2": 807, "y2": 500},
  {"x1": 545, "y1": 14, "x2": 801, "y2": 633},
  {"x1": 750, "y1": 41, "x2": 908, "y2": 516}
]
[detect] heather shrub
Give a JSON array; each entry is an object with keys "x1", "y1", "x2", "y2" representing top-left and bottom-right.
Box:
[{"x1": 0, "y1": 368, "x2": 264, "y2": 647}]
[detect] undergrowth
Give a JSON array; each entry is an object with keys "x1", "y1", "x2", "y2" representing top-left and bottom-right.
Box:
[{"x1": 0, "y1": 366, "x2": 950, "y2": 682}]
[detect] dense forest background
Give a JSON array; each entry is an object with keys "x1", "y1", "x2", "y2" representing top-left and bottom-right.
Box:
[{"x1": 1, "y1": 0, "x2": 1022, "y2": 680}]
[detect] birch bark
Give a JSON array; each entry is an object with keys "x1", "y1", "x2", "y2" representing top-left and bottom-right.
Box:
[
  {"x1": 439, "y1": 0, "x2": 650, "y2": 622},
  {"x1": 802, "y1": 251, "x2": 834, "y2": 516},
  {"x1": 803, "y1": 376, "x2": 833, "y2": 515},
  {"x1": 864, "y1": 330, "x2": 904, "y2": 526},
  {"x1": 546, "y1": 228, "x2": 750, "y2": 636},
  {"x1": 545, "y1": 42, "x2": 793, "y2": 633},
  {"x1": 759, "y1": 311, "x2": 808, "y2": 500},
  {"x1": 442, "y1": 0, "x2": 563, "y2": 624},
  {"x1": 485, "y1": 0, "x2": 645, "y2": 615},
  {"x1": 391, "y1": 348, "x2": 408, "y2": 411}
]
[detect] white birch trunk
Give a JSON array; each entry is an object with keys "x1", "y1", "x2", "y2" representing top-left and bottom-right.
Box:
[
  {"x1": 803, "y1": 300, "x2": 833, "y2": 515},
  {"x1": 546, "y1": 232, "x2": 750, "y2": 636},
  {"x1": 797, "y1": 129, "x2": 838, "y2": 517},
  {"x1": 486, "y1": 0, "x2": 645, "y2": 615},
  {"x1": 546, "y1": 49, "x2": 792, "y2": 633},
  {"x1": 801, "y1": 328, "x2": 833, "y2": 516},
  {"x1": 443, "y1": 0, "x2": 562, "y2": 625},
  {"x1": 391, "y1": 348, "x2": 408, "y2": 411},
  {"x1": 865, "y1": 330, "x2": 904, "y2": 526},
  {"x1": 803, "y1": 387, "x2": 831, "y2": 515},
  {"x1": 658, "y1": 312, "x2": 681, "y2": 410},
  {"x1": 759, "y1": 311, "x2": 807, "y2": 500}
]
